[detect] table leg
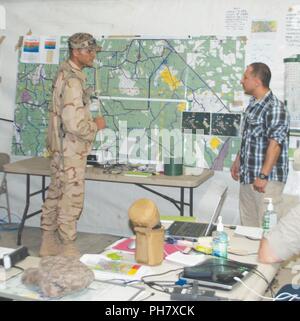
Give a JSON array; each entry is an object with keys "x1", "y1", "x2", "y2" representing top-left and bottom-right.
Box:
[
  {"x1": 17, "y1": 174, "x2": 30, "y2": 245},
  {"x1": 180, "y1": 187, "x2": 184, "y2": 216},
  {"x1": 190, "y1": 187, "x2": 193, "y2": 217},
  {"x1": 42, "y1": 176, "x2": 46, "y2": 202}
]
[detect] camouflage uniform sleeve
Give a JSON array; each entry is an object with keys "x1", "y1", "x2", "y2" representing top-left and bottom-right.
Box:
[{"x1": 61, "y1": 77, "x2": 97, "y2": 143}]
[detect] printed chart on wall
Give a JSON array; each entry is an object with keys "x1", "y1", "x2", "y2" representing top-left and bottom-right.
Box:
[{"x1": 12, "y1": 35, "x2": 246, "y2": 171}]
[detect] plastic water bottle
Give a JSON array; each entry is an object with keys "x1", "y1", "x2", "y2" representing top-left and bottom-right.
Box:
[
  {"x1": 212, "y1": 216, "x2": 228, "y2": 259},
  {"x1": 89, "y1": 96, "x2": 102, "y2": 117},
  {"x1": 263, "y1": 198, "x2": 277, "y2": 234}
]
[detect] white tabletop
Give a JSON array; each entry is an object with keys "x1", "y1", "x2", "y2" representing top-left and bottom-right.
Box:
[
  {"x1": 0, "y1": 229, "x2": 279, "y2": 301},
  {"x1": 101, "y1": 228, "x2": 279, "y2": 301}
]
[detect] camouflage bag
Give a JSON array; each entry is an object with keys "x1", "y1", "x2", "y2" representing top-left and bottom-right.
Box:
[{"x1": 21, "y1": 256, "x2": 94, "y2": 298}]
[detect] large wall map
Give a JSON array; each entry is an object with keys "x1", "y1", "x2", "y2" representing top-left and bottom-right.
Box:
[{"x1": 12, "y1": 36, "x2": 246, "y2": 170}]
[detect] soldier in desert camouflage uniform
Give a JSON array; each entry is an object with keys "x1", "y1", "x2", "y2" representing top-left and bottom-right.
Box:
[{"x1": 39, "y1": 33, "x2": 106, "y2": 258}]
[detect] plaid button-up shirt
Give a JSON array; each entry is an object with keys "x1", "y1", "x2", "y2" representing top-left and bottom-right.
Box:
[{"x1": 239, "y1": 91, "x2": 290, "y2": 184}]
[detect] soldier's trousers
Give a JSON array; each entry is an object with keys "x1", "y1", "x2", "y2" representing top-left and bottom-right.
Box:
[{"x1": 41, "y1": 152, "x2": 86, "y2": 241}]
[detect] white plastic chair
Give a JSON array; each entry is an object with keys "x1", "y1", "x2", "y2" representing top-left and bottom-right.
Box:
[{"x1": 0, "y1": 153, "x2": 12, "y2": 224}]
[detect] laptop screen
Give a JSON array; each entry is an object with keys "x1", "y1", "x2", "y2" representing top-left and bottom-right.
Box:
[
  {"x1": 166, "y1": 186, "x2": 228, "y2": 240},
  {"x1": 203, "y1": 186, "x2": 228, "y2": 236}
]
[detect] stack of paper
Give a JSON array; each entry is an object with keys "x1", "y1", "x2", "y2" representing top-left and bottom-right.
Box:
[
  {"x1": 124, "y1": 171, "x2": 152, "y2": 177},
  {"x1": 80, "y1": 254, "x2": 152, "y2": 281}
]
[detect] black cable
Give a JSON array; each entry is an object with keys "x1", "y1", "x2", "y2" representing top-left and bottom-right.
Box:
[
  {"x1": 252, "y1": 269, "x2": 269, "y2": 284},
  {"x1": 252, "y1": 268, "x2": 275, "y2": 297},
  {"x1": 144, "y1": 283, "x2": 169, "y2": 294},
  {"x1": 179, "y1": 261, "x2": 274, "y2": 296},
  {"x1": 138, "y1": 292, "x2": 156, "y2": 301},
  {"x1": 144, "y1": 282, "x2": 192, "y2": 295},
  {"x1": 141, "y1": 268, "x2": 184, "y2": 294},
  {"x1": 141, "y1": 267, "x2": 183, "y2": 284},
  {"x1": 13, "y1": 265, "x2": 25, "y2": 272},
  {"x1": 93, "y1": 278, "x2": 141, "y2": 285},
  {"x1": 142, "y1": 261, "x2": 274, "y2": 299},
  {"x1": 0, "y1": 118, "x2": 14, "y2": 123}
]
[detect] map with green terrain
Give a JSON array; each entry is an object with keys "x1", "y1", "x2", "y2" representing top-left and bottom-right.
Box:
[{"x1": 12, "y1": 36, "x2": 245, "y2": 170}]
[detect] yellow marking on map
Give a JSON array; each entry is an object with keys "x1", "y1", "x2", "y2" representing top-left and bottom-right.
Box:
[
  {"x1": 160, "y1": 68, "x2": 181, "y2": 90},
  {"x1": 43, "y1": 150, "x2": 51, "y2": 158},
  {"x1": 210, "y1": 137, "x2": 221, "y2": 150},
  {"x1": 177, "y1": 102, "x2": 187, "y2": 112}
]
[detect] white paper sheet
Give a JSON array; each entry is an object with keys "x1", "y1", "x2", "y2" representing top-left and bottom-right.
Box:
[
  {"x1": 234, "y1": 225, "x2": 263, "y2": 240},
  {"x1": 80, "y1": 253, "x2": 153, "y2": 281},
  {"x1": 165, "y1": 251, "x2": 205, "y2": 266},
  {"x1": 20, "y1": 35, "x2": 60, "y2": 64}
]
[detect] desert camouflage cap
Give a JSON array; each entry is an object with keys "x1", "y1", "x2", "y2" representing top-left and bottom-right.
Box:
[{"x1": 68, "y1": 33, "x2": 101, "y2": 51}]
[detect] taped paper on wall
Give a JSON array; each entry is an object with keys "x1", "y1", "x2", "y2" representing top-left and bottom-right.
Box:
[{"x1": 20, "y1": 35, "x2": 60, "y2": 64}]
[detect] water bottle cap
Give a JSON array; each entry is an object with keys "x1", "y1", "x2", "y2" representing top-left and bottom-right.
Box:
[
  {"x1": 217, "y1": 216, "x2": 224, "y2": 232},
  {"x1": 264, "y1": 198, "x2": 274, "y2": 211}
]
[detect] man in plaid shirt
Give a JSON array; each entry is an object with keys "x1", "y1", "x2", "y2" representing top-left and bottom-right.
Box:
[{"x1": 231, "y1": 63, "x2": 290, "y2": 227}]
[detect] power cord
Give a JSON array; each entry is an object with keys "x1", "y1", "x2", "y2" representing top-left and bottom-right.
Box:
[
  {"x1": 251, "y1": 268, "x2": 275, "y2": 297},
  {"x1": 233, "y1": 276, "x2": 274, "y2": 300},
  {"x1": 13, "y1": 265, "x2": 24, "y2": 272},
  {"x1": 96, "y1": 278, "x2": 141, "y2": 286},
  {"x1": 274, "y1": 292, "x2": 300, "y2": 301},
  {"x1": 141, "y1": 267, "x2": 184, "y2": 283},
  {"x1": 234, "y1": 276, "x2": 298, "y2": 301},
  {"x1": 141, "y1": 268, "x2": 185, "y2": 294},
  {"x1": 136, "y1": 292, "x2": 156, "y2": 301}
]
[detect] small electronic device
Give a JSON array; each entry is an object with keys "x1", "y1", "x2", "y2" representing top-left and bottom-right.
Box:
[
  {"x1": 0, "y1": 246, "x2": 29, "y2": 270},
  {"x1": 171, "y1": 281, "x2": 231, "y2": 301},
  {"x1": 87, "y1": 154, "x2": 99, "y2": 165}
]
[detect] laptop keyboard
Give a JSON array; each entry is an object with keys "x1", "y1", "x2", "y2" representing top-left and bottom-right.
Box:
[{"x1": 168, "y1": 222, "x2": 208, "y2": 237}]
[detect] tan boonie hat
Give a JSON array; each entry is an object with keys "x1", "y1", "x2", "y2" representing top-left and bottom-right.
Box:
[{"x1": 68, "y1": 33, "x2": 101, "y2": 51}]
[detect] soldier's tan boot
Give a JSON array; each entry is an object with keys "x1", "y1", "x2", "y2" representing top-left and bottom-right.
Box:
[
  {"x1": 60, "y1": 241, "x2": 81, "y2": 258},
  {"x1": 39, "y1": 230, "x2": 61, "y2": 257}
]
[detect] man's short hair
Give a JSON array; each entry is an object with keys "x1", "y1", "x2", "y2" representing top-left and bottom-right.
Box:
[{"x1": 249, "y1": 62, "x2": 271, "y2": 88}]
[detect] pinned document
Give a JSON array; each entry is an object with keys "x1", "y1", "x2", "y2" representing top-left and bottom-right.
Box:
[{"x1": 20, "y1": 35, "x2": 60, "y2": 64}]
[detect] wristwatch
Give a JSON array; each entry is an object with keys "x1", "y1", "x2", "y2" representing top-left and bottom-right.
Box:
[{"x1": 258, "y1": 173, "x2": 268, "y2": 180}]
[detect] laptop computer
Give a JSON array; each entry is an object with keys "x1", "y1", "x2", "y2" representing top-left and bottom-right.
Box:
[
  {"x1": 166, "y1": 186, "x2": 228, "y2": 241},
  {"x1": 182, "y1": 257, "x2": 257, "y2": 291}
]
